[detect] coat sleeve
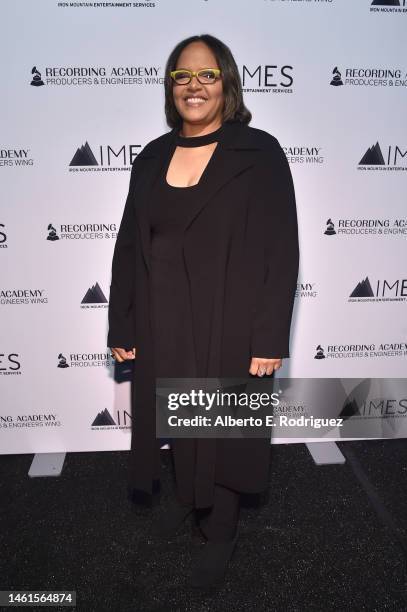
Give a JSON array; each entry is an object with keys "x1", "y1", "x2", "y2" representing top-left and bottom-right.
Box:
[
  {"x1": 107, "y1": 158, "x2": 140, "y2": 348},
  {"x1": 250, "y1": 138, "x2": 299, "y2": 359}
]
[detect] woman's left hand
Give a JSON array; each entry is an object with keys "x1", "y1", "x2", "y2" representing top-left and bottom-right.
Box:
[{"x1": 249, "y1": 357, "x2": 282, "y2": 376}]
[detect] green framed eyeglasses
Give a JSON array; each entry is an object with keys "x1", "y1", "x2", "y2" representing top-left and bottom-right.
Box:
[{"x1": 170, "y1": 68, "x2": 221, "y2": 85}]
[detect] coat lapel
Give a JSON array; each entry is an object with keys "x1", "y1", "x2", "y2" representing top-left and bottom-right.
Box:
[{"x1": 134, "y1": 120, "x2": 260, "y2": 273}]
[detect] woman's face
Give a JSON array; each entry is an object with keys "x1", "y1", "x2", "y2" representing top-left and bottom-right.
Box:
[{"x1": 172, "y1": 41, "x2": 224, "y2": 127}]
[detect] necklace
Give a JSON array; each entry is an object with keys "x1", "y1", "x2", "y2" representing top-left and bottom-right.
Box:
[{"x1": 175, "y1": 124, "x2": 224, "y2": 148}]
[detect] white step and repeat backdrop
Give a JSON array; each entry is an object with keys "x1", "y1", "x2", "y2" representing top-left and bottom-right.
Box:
[{"x1": 1, "y1": 0, "x2": 406, "y2": 454}]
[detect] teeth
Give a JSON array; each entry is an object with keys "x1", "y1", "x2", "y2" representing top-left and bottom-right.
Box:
[{"x1": 185, "y1": 97, "x2": 206, "y2": 103}]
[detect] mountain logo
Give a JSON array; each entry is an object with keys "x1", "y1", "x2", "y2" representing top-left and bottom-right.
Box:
[
  {"x1": 350, "y1": 277, "x2": 374, "y2": 298},
  {"x1": 81, "y1": 282, "x2": 108, "y2": 304},
  {"x1": 359, "y1": 142, "x2": 385, "y2": 165},
  {"x1": 70, "y1": 142, "x2": 98, "y2": 166},
  {"x1": 371, "y1": 1, "x2": 401, "y2": 6},
  {"x1": 92, "y1": 408, "x2": 116, "y2": 427}
]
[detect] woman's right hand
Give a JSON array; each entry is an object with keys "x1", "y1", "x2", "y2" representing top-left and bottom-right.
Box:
[{"x1": 110, "y1": 347, "x2": 136, "y2": 363}]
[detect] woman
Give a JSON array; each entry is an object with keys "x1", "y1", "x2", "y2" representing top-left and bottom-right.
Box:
[{"x1": 108, "y1": 34, "x2": 299, "y2": 589}]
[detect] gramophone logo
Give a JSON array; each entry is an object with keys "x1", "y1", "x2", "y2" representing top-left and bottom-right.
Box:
[
  {"x1": 349, "y1": 276, "x2": 407, "y2": 302},
  {"x1": 91, "y1": 407, "x2": 131, "y2": 429},
  {"x1": 57, "y1": 353, "x2": 69, "y2": 368},
  {"x1": 314, "y1": 345, "x2": 326, "y2": 360},
  {"x1": 46, "y1": 224, "x2": 59, "y2": 241},
  {"x1": 30, "y1": 66, "x2": 44, "y2": 87},
  {"x1": 330, "y1": 67, "x2": 343, "y2": 86},
  {"x1": 324, "y1": 219, "x2": 336, "y2": 236},
  {"x1": 80, "y1": 282, "x2": 108, "y2": 309}
]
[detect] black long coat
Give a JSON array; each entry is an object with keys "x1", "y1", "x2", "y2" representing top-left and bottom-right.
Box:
[{"x1": 107, "y1": 119, "x2": 299, "y2": 508}]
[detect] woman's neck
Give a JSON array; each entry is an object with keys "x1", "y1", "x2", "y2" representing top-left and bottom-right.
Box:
[{"x1": 179, "y1": 119, "x2": 223, "y2": 138}]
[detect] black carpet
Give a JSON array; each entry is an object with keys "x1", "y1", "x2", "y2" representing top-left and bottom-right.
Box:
[{"x1": 1, "y1": 440, "x2": 406, "y2": 611}]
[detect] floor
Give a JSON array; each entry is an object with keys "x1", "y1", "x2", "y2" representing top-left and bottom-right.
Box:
[{"x1": 1, "y1": 440, "x2": 406, "y2": 611}]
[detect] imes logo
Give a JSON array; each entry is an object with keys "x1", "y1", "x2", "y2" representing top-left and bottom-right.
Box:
[
  {"x1": 69, "y1": 141, "x2": 141, "y2": 172},
  {"x1": 349, "y1": 276, "x2": 407, "y2": 302},
  {"x1": 358, "y1": 142, "x2": 407, "y2": 170},
  {"x1": 241, "y1": 63, "x2": 294, "y2": 94},
  {"x1": 81, "y1": 282, "x2": 108, "y2": 309}
]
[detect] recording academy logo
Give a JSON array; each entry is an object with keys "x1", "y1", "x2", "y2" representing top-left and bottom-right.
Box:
[
  {"x1": 29, "y1": 64, "x2": 162, "y2": 87},
  {"x1": 0, "y1": 224, "x2": 7, "y2": 248},
  {"x1": 30, "y1": 66, "x2": 44, "y2": 86},
  {"x1": 241, "y1": 64, "x2": 294, "y2": 94},
  {"x1": 314, "y1": 345, "x2": 325, "y2": 359},
  {"x1": 57, "y1": 353, "x2": 69, "y2": 368},
  {"x1": 69, "y1": 141, "x2": 141, "y2": 172},
  {"x1": 91, "y1": 408, "x2": 131, "y2": 430},
  {"x1": 370, "y1": 0, "x2": 407, "y2": 13},
  {"x1": 283, "y1": 145, "x2": 324, "y2": 164},
  {"x1": 358, "y1": 142, "x2": 407, "y2": 170},
  {"x1": 0, "y1": 288, "x2": 48, "y2": 305},
  {"x1": 314, "y1": 342, "x2": 407, "y2": 360},
  {"x1": 80, "y1": 282, "x2": 108, "y2": 309},
  {"x1": 296, "y1": 282, "x2": 317, "y2": 299},
  {"x1": 330, "y1": 65, "x2": 406, "y2": 87},
  {"x1": 0, "y1": 413, "x2": 61, "y2": 428},
  {"x1": 46, "y1": 222, "x2": 118, "y2": 241},
  {"x1": 330, "y1": 67, "x2": 343, "y2": 86},
  {"x1": 0, "y1": 352, "x2": 21, "y2": 376},
  {"x1": 323, "y1": 217, "x2": 407, "y2": 237},
  {"x1": 349, "y1": 276, "x2": 407, "y2": 302},
  {"x1": 0, "y1": 148, "x2": 34, "y2": 167},
  {"x1": 57, "y1": 350, "x2": 114, "y2": 368}
]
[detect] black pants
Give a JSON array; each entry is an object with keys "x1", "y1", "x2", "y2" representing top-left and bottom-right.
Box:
[{"x1": 172, "y1": 438, "x2": 240, "y2": 542}]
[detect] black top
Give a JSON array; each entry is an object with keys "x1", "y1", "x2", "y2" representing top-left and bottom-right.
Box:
[{"x1": 148, "y1": 123, "x2": 225, "y2": 379}]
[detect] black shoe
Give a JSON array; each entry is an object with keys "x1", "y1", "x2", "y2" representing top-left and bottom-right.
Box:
[
  {"x1": 188, "y1": 531, "x2": 238, "y2": 589},
  {"x1": 127, "y1": 484, "x2": 161, "y2": 515},
  {"x1": 151, "y1": 501, "x2": 194, "y2": 538}
]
